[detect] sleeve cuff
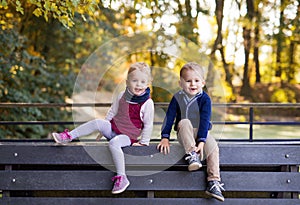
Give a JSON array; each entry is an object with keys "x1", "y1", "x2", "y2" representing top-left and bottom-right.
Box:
[
  {"x1": 161, "y1": 134, "x2": 170, "y2": 139},
  {"x1": 197, "y1": 138, "x2": 207, "y2": 143}
]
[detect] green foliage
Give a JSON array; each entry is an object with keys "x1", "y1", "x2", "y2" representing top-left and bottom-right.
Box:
[
  {"x1": 1, "y1": 0, "x2": 99, "y2": 28},
  {"x1": 0, "y1": 0, "x2": 122, "y2": 139},
  {"x1": 0, "y1": 27, "x2": 75, "y2": 139},
  {"x1": 270, "y1": 88, "x2": 296, "y2": 103}
]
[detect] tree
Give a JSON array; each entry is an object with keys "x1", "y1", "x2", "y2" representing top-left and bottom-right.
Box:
[
  {"x1": 210, "y1": 0, "x2": 233, "y2": 88},
  {"x1": 253, "y1": 1, "x2": 261, "y2": 84},
  {"x1": 240, "y1": 0, "x2": 254, "y2": 98},
  {"x1": 0, "y1": 26, "x2": 75, "y2": 139},
  {"x1": 1, "y1": 0, "x2": 99, "y2": 28},
  {"x1": 0, "y1": 0, "x2": 120, "y2": 139},
  {"x1": 1, "y1": 0, "x2": 300, "y2": 140}
]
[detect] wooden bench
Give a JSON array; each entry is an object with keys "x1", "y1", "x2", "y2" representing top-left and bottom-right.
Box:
[{"x1": 0, "y1": 141, "x2": 299, "y2": 205}]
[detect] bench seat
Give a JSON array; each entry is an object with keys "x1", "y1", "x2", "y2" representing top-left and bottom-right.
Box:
[{"x1": 0, "y1": 141, "x2": 299, "y2": 205}]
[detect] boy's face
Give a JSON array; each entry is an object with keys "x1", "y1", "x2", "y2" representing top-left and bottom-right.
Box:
[
  {"x1": 126, "y1": 70, "x2": 149, "y2": 96},
  {"x1": 179, "y1": 69, "x2": 205, "y2": 97}
]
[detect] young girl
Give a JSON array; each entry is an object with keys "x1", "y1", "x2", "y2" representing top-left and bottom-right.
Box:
[{"x1": 52, "y1": 62, "x2": 154, "y2": 194}]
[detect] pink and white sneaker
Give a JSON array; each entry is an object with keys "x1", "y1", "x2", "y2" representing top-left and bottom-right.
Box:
[
  {"x1": 52, "y1": 129, "x2": 72, "y2": 144},
  {"x1": 111, "y1": 175, "x2": 130, "y2": 194}
]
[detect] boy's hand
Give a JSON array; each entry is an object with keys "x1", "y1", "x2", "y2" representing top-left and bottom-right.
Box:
[
  {"x1": 157, "y1": 138, "x2": 170, "y2": 155},
  {"x1": 195, "y1": 142, "x2": 204, "y2": 161}
]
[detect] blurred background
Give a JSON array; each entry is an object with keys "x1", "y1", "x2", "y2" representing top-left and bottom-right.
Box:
[{"x1": 0, "y1": 0, "x2": 299, "y2": 140}]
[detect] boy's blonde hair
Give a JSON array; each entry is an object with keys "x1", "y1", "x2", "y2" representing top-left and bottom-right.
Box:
[
  {"x1": 127, "y1": 62, "x2": 152, "y2": 82},
  {"x1": 180, "y1": 62, "x2": 205, "y2": 80}
]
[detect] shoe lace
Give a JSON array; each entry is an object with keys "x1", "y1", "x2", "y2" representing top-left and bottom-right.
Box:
[
  {"x1": 112, "y1": 176, "x2": 122, "y2": 187},
  {"x1": 60, "y1": 129, "x2": 71, "y2": 140},
  {"x1": 210, "y1": 181, "x2": 225, "y2": 192},
  {"x1": 185, "y1": 152, "x2": 198, "y2": 162}
]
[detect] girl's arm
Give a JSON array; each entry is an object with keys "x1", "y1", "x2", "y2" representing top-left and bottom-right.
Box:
[
  {"x1": 105, "y1": 91, "x2": 124, "y2": 121},
  {"x1": 138, "y1": 98, "x2": 154, "y2": 146}
]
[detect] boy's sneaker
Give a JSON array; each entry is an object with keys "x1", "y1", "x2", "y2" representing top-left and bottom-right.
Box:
[
  {"x1": 52, "y1": 129, "x2": 72, "y2": 144},
  {"x1": 185, "y1": 151, "x2": 202, "y2": 171},
  {"x1": 111, "y1": 175, "x2": 130, "y2": 194},
  {"x1": 205, "y1": 180, "x2": 225, "y2": 202}
]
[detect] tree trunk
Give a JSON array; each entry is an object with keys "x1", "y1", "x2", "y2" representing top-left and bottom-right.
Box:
[
  {"x1": 275, "y1": 0, "x2": 285, "y2": 83},
  {"x1": 287, "y1": 2, "x2": 299, "y2": 83},
  {"x1": 240, "y1": 27, "x2": 251, "y2": 97},
  {"x1": 254, "y1": 9, "x2": 260, "y2": 84},
  {"x1": 288, "y1": 41, "x2": 295, "y2": 82},
  {"x1": 210, "y1": 0, "x2": 233, "y2": 88},
  {"x1": 240, "y1": 0, "x2": 254, "y2": 97}
]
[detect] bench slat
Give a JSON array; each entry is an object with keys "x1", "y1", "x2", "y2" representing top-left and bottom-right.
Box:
[
  {"x1": 0, "y1": 198, "x2": 299, "y2": 205},
  {"x1": 0, "y1": 143, "x2": 299, "y2": 165},
  {"x1": 0, "y1": 170, "x2": 299, "y2": 192}
]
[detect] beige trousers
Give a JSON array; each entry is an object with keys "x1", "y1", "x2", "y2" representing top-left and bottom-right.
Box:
[{"x1": 177, "y1": 119, "x2": 221, "y2": 181}]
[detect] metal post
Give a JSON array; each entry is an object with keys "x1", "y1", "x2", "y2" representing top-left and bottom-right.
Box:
[
  {"x1": 249, "y1": 107, "x2": 253, "y2": 142},
  {"x1": 3, "y1": 165, "x2": 12, "y2": 197}
]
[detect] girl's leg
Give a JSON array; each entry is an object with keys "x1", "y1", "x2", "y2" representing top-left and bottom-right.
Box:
[
  {"x1": 108, "y1": 134, "x2": 131, "y2": 175},
  {"x1": 109, "y1": 134, "x2": 131, "y2": 194},
  {"x1": 69, "y1": 119, "x2": 113, "y2": 140}
]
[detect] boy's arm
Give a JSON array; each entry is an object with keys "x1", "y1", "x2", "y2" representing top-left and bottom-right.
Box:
[
  {"x1": 196, "y1": 95, "x2": 212, "y2": 143},
  {"x1": 139, "y1": 99, "x2": 154, "y2": 146},
  {"x1": 158, "y1": 96, "x2": 177, "y2": 154},
  {"x1": 161, "y1": 96, "x2": 177, "y2": 139}
]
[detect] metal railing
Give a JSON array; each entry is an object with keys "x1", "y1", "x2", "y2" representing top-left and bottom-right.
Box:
[{"x1": 1, "y1": 102, "x2": 300, "y2": 142}]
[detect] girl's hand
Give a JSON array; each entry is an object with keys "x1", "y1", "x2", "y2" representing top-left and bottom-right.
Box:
[
  {"x1": 157, "y1": 138, "x2": 170, "y2": 155},
  {"x1": 195, "y1": 142, "x2": 205, "y2": 161},
  {"x1": 95, "y1": 133, "x2": 103, "y2": 141}
]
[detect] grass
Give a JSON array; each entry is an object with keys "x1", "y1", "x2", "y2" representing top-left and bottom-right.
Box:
[
  {"x1": 221, "y1": 124, "x2": 300, "y2": 140},
  {"x1": 149, "y1": 124, "x2": 300, "y2": 141}
]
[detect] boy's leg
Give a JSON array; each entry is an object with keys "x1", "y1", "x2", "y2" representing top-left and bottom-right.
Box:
[
  {"x1": 204, "y1": 134, "x2": 220, "y2": 181},
  {"x1": 177, "y1": 119, "x2": 202, "y2": 171},
  {"x1": 204, "y1": 135, "x2": 225, "y2": 201},
  {"x1": 177, "y1": 121, "x2": 224, "y2": 200},
  {"x1": 177, "y1": 119, "x2": 196, "y2": 153},
  {"x1": 109, "y1": 134, "x2": 131, "y2": 194}
]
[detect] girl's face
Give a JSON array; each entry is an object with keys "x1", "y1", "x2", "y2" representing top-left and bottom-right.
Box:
[
  {"x1": 126, "y1": 70, "x2": 149, "y2": 96},
  {"x1": 179, "y1": 69, "x2": 205, "y2": 98}
]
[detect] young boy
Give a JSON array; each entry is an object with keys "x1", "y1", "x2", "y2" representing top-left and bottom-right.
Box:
[{"x1": 157, "y1": 62, "x2": 225, "y2": 201}]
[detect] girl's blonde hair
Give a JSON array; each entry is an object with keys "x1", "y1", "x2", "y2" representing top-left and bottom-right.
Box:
[
  {"x1": 127, "y1": 62, "x2": 152, "y2": 82},
  {"x1": 180, "y1": 62, "x2": 205, "y2": 80}
]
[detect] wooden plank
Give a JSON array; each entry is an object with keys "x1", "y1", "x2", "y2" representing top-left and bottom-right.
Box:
[
  {"x1": 0, "y1": 143, "x2": 299, "y2": 166},
  {"x1": 0, "y1": 170, "x2": 299, "y2": 192},
  {"x1": 0, "y1": 143, "x2": 184, "y2": 166},
  {"x1": 0, "y1": 143, "x2": 103, "y2": 165},
  {"x1": 0, "y1": 198, "x2": 299, "y2": 205},
  {"x1": 219, "y1": 144, "x2": 300, "y2": 165}
]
